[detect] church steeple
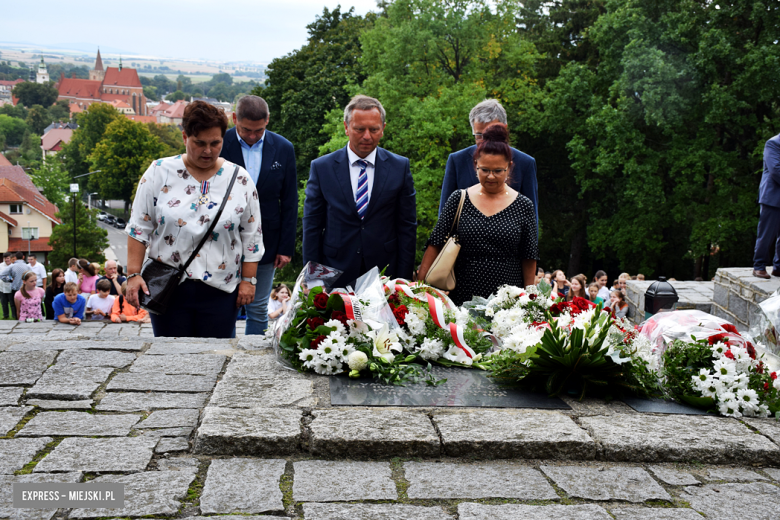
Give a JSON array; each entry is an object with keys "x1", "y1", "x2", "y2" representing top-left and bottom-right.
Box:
[
  {"x1": 36, "y1": 56, "x2": 49, "y2": 84},
  {"x1": 118, "y1": 56, "x2": 123, "y2": 71},
  {"x1": 94, "y1": 48, "x2": 104, "y2": 71},
  {"x1": 89, "y1": 48, "x2": 105, "y2": 82}
]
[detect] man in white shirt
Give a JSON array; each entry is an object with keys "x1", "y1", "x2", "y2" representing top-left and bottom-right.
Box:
[
  {"x1": 27, "y1": 255, "x2": 47, "y2": 289},
  {"x1": 0, "y1": 253, "x2": 13, "y2": 319},
  {"x1": 64, "y1": 258, "x2": 79, "y2": 285}
]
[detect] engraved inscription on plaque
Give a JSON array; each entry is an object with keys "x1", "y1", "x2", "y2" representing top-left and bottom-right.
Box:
[
  {"x1": 329, "y1": 367, "x2": 570, "y2": 409},
  {"x1": 621, "y1": 396, "x2": 711, "y2": 415}
]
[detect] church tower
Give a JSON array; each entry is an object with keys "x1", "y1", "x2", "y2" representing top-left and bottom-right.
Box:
[
  {"x1": 89, "y1": 48, "x2": 105, "y2": 82},
  {"x1": 36, "y1": 56, "x2": 49, "y2": 84}
]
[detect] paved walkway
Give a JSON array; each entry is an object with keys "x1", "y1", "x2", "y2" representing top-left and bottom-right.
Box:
[{"x1": 1, "y1": 321, "x2": 780, "y2": 519}]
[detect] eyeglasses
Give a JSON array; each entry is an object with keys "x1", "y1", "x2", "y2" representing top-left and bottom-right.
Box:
[
  {"x1": 473, "y1": 133, "x2": 484, "y2": 141},
  {"x1": 476, "y1": 166, "x2": 508, "y2": 176}
]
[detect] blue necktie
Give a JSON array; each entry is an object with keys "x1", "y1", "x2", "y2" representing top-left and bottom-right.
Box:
[{"x1": 355, "y1": 160, "x2": 369, "y2": 220}]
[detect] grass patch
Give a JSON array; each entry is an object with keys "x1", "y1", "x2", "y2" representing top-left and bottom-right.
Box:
[
  {"x1": 179, "y1": 460, "x2": 207, "y2": 511},
  {"x1": 390, "y1": 458, "x2": 409, "y2": 501},
  {"x1": 280, "y1": 473, "x2": 294, "y2": 510},
  {"x1": 2, "y1": 407, "x2": 38, "y2": 439},
  {"x1": 14, "y1": 437, "x2": 62, "y2": 475}
]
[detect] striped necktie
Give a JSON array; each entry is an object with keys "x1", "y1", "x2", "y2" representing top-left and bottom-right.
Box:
[{"x1": 355, "y1": 159, "x2": 369, "y2": 219}]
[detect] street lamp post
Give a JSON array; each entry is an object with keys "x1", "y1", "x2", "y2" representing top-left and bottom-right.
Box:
[{"x1": 87, "y1": 192, "x2": 98, "y2": 212}]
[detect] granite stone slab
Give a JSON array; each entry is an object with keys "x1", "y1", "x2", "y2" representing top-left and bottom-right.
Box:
[
  {"x1": 434, "y1": 410, "x2": 595, "y2": 460},
  {"x1": 647, "y1": 465, "x2": 699, "y2": 486},
  {"x1": 237, "y1": 336, "x2": 272, "y2": 350},
  {"x1": 303, "y1": 503, "x2": 452, "y2": 520},
  {"x1": 200, "y1": 458, "x2": 286, "y2": 514},
  {"x1": 138, "y1": 427, "x2": 193, "y2": 440},
  {"x1": 0, "y1": 387, "x2": 23, "y2": 406},
  {"x1": 0, "y1": 472, "x2": 82, "y2": 520},
  {"x1": 69, "y1": 470, "x2": 196, "y2": 518},
  {"x1": 27, "y1": 399, "x2": 93, "y2": 409},
  {"x1": 0, "y1": 351, "x2": 57, "y2": 385},
  {"x1": 128, "y1": 353, "x2": 225, "y2": 375},
  {"x1": 156, "y1": 457, "x2": 200, "y2": 472},
  {"x1": 6, "y1": 340, "x2": 145, "y2": 351},
  {"x1": 293, "y1": 461, "x2": 396, "y2": 502},
  {"x1": 154, "y1": 437, "x2": 190, "y2": 453},
  {"x1": 0, "y1": 437, "x2": 52, "y2": 474},
  {"x1": 145, "y1": 342, "x2": 236, "y2": 355},
  {"x1": 106, "y1": 372, "x2": 217, "y2": 392},
  {"x1": 580, "y1": 414, "x2": 780, "y2": 463},
  {"x1": 405, "y1": 462, "x2": 557, "y2": 499},
  {"x1": 309, "y1": 408, "x2": 439, "y2": 458},
  {"x1": 16, "y1": 411, "x2": 139, "y2": 437},
  {"x1": 683, "y1": 482, "x2": 780, "y2": 519},
  {"x1": 55, "y1": 349, "x2": 136, "y2": 367},
  {"x1": 0, "y1": 406, "x2": 32, "y2": 435},
  {"x1": 27, "y1": 366, "x2": 114, "y2": 400},
  {"x1": 194, "y1": 407, "x2": 302, "y2": 455},
  {"x1": 540, "y1": 465, "x2": 671, "y2": 502},
  {"x1": 136, "y1": 408, "x2": 199, "y2": 429},
  {"x1": 744, "y1": 417, "x2": 780, "y2": 445},
  {"x1": 610, "y1": 508, "x2": 704, "y2": 520},
  {"x1": 96, "y1": 392, "x2": 208, "y2": 411},
  {"x1": 764, "y1": 468, "x2": 780, "y2": 481},
  {"x1": 457, "y1": 503, "x2": 611, "y2": 520},
  {"x1": 33, "y1": 437, "x2": 156, "y2": 473},
  {"x1": 705, "y1": 467, "x2": 768, "y2": 481}
]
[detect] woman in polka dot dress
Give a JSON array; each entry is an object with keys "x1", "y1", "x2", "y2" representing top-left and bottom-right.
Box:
[{"x1": 418, "y1": 124, "x2": 539, "y2": 305}]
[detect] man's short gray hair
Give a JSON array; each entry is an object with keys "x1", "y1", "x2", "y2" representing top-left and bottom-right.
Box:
[
  {"x1": 344, "y1": 95, "x2": 386, "y2": 126},
  {"x1": 236, "y1": 95, "x2": 269, "y2": 121},
  {"x1": 469, "y1": 99, "x2": 507, "y2": 128}
]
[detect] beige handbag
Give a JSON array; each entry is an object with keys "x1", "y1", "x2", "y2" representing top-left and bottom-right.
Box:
[{"x1": 425, "y1": 190, "x2": 467, "y2": 291}]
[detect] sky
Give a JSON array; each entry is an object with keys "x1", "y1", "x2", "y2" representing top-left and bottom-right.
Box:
[{"x1": 0, "y1": 0, "x2": 379, "y2": 63}]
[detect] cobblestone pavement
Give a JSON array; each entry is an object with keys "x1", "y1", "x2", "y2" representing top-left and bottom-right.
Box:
[{"x1": 2, "y1": 321, "x2": 780, "y2": 519}]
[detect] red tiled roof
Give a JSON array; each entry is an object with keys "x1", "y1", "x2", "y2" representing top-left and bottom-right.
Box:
[
  {"x1": 58, "y1": 78, "x2": 102, "y2": 99},
  {"x1": 0, "y1": 211, "x2": 17, "y2": 227},
  {"x1": 126, "y1": 115, "x2": 157, "y2": 123},
  {"x1": 0, "y1": 154, "x2": 11, "y2": 167},
  {"x1": 0, "y1": 165, "x2": 39, "y2": 192},
  {"x1": 149, "y1": 102, "x2": 170, "y2": 115},
  {"x1": 0, "y1": 79, "x2": 24, "y2": 87},
  {"x1": 102, "y1": 67, "x2": 142, "y2": 88},
  {"x1": 107, "y1": 99, "x2": 131, "y2": 108},
  {"x1": 8, "y1": 237, "x2": 53, "y2": 252},
  {"x1": 162, "y1": 100, "x2": 187, "y2": 119},
  {"x1": 0, "y1": 178, "x2": 61, "y2": 224},
  {"x1": 41, "y1": 128, "x2": 73, "y2": 151}
]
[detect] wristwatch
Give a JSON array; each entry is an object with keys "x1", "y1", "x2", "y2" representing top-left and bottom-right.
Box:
[{"x1": 242, "y1": 276, "x2": 257, "y2": 285}]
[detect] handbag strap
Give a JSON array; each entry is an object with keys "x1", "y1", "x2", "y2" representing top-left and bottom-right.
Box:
[
  {"x1": 446, "y1": 189, "x2": 467, "y2": 238},
  {"x1": 180, "y1": 165, "x2": 240, "y2": 272}
]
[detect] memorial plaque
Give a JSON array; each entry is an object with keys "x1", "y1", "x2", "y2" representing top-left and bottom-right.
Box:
[
  {"x1": 621, "y1": 396, "x2": 711, "y2": 415},
  {"x1": 330, "y1": 367, "x2": 570, "y2": 409}
]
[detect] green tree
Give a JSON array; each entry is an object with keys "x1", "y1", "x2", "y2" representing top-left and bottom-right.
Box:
[
  {"x1": 0, "y1": 104, "x2": 27, "y2": 120},
  {"x1": 167, "y1": 90, "x2": 186, "y2": 102},
  {"x1": 48, "y1": 100, "x2": 71, "y2": 123},
  {"x1": 48, "y1": 202, "x2": 108, "y2": 270},
  {"x1": 12, "y1": 82, "x2": 59, "y2": 108},
  {"x1": 29, "y1": 159, "x2": 70, "y2": 208},
  {"x1": 25, "y1": 105, "x2": 49, "y2": 135},
  {"x1": 260, "y1": 6, "x2": 375, "y2": 182},
  {"x1": 0, "y1": 134, "x2": 6, "y2": 152},
  {"x1": 143, "y1": 86, "x2": 159, "y2": 101},
  {"x1": 146, "y1": 122, "x2": 184, "y2": 156},
  {"x1": 89, "y1": 118, "x2": 164, "y2": 211},
  {"x1": 17, "y1": 131, "x2": 41, "y2": 168},
  {"x1": 60, "y1": 103, "x2": 121, "y2": 180},
  {"x1": 206, "y1": 82, "x2": 231, "y2": 102},
  {"x1": 210, "y1": 72, "x2": 233, "y2": 86},
  {"x1": 0, "y1": 115, "x2": 29, "y2": 147}
]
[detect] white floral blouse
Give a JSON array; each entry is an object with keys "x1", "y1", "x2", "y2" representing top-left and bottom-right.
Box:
[{"x1": 126, "y1": 156, "x2": 264, "y2": 294}]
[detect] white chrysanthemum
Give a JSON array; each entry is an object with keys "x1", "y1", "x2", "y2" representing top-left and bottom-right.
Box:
[
  {"x1": 346, "y1": 319, "x2": 369, "y2": 339},
  {"x1": 419, "y1": 337, "x2": 445, "y2": 361},
  {"x1": 324, "y1": 319, "x2": 346, "y2": 336},
  {"x1": 337, "y1": 342, "x2": 355, "y2": 361},
  {"x1": 318, "y1": 337, "x2": 339, "y2": 360},
  {"x1": 518, "y1": 293, "x2": 531, "y2": 306},
  {"x1": 453, "y1": 307, "x2": 471, "y2": 327},
  {"x1": 572, "y1": 308, "x2": 596, "y2": 330},
  {"x1": 730, "y1": 372, "x2": 749, "y2": 390},
  {"x1": 695, "y1": 368, "x2": 711, "y2": 383},
  {"x1": 699, "y1": 379, "x2": 720, "y2": 399},
  {"x1": 718, "y1": 399, "x2": 742, "y2": 418},
  {"x1": 758, "y1": 404, "x2": 771, "y2": 418},
  {"x1": 442, "y1": 344, "x2": 473, "y2": 365},
  {"x1": 315, "y1": 357, "x2": 343, "y2": 375},
  {"x1": 502, "y1": 325, "x2": 545, "y2": 355},
  {"x1": 736, "y1": 388, "x2": 759, "y2": 409},
  {"x1": 711, "y1": 342, "x2": 729, "y2": 358},
  {"x1": 774, "y1": 378, "x2": 780, "y2": 392},
  {"x1": 347, "y1": 351, "x2": 368, "y2": 371},
  {"x1": 410, "y1": 306, "x2": 428, "y2": 321},
  {"x1": 713, "y1": 358, "x2": 736, "y2": 378},
  {"x1": 555, "y1": 313, "x2": 572, "y2": 330},
  {"x1": 485, "y1": 307, "x2": 495, "y2": 317},
  {"x1": 299, "y1": 349, "x2": 319, "y2": 369},
  {"x1": 404, "y1": 312, "x2": 426, "y2": 336},
  {"x1": 491, "y1": 308, "x2": 526, "y2": 338}
]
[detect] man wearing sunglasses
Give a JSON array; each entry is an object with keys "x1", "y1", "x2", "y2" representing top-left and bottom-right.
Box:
[{"x1": 438, "y1": 99, "x2": 538, "y2": 226}]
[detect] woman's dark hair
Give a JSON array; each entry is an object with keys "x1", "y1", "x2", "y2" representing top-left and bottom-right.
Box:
[
  {"x1": 593, "y1": 269, "x2": 607, "y2": 283},
  {"x1": 473, "y1": 123, "x2": 512, "y2": 163},
  {"x1": 182, "y1": 100, "x2": 228, "y2": 138},
  {"x1": 78, "y1": 258, "x2": 96, "y2": 277},
  {"x1": 51, "y1": 268, "x2": 65, "y2": 290},
  {"x1": 566, "y1": 274, "x2": 589, "y2": 301}
]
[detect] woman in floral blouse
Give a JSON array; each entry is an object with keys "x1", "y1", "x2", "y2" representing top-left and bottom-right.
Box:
[{"x1": 125, "y1": 101, "x2": 263, "y2": 338}]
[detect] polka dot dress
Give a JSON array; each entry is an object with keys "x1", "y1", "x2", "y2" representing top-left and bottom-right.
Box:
[{"x1": 428, "y1": 189, "x2": 540, "y2": 305}]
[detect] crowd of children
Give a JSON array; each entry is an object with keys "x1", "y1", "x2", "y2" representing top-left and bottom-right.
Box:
[{"x1": 536, "y1": 268, "x2": 641, "y2": 319}]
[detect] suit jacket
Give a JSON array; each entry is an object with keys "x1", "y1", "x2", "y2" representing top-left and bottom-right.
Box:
[
  {"x1": 303, "y1": 146, "x2": 417, "y2": 286},
  {"x1": 220, "y1": 128, "x2": 298, "y2": 264},
  {"x1": 438, "y1": 145, "x2": 539, "y2": 224},
  {"x1": 760, "y1": 134, "x2": 780, "y2": 208}
]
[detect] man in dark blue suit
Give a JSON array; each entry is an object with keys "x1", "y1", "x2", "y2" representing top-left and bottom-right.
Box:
[
  {"x1": 438, "y1": 99, "x2": 538, "y2": 225},
  {"x1": 753, "y1": 133, "x2": 780, "y2": 279},
  {"x1": 303, "y1": 95, "x2": 417, "y2": 287},
  {"x1": 220, "y1": 95, "x2": 298, "y2": 334}
]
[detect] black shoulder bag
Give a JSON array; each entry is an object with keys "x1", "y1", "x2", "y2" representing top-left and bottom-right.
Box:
[{"x1": 139, "y1": 165, "x2": 239, "y2": 315}]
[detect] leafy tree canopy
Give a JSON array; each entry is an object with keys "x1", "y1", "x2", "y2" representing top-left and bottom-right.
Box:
[
  {"x1": 48, "y1": 201, "x2": 108, "y2": 270},
  {"x1": 12, "y1": 82, "x2": 59, "y2": 108}
]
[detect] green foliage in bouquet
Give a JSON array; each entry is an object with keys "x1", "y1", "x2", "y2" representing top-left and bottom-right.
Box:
[{"x1": 661, "y1": 339, "x2": 716, "y2": 410}]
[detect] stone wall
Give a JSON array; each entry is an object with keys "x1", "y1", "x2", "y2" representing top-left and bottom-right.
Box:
[
  {"x1": 711, "y1": 267, "x2": 780, "y2": 332},
  {"x1": 625, "y1": 280, "x2": 714, "y2": 326}
]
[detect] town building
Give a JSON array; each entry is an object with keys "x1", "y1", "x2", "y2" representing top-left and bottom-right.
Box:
[
  {"x1": 57, "y1": 49, "x2": 148, "y2": 116},
  {"x1": 36, "y1": 57, "x2": 49, "y2": 84},
  {"x1": 159, "y1": 100, "x2": 188, "y2": 125},
  {"x1": 41, "y1": 128, "x2": 74, "y2": 160},
  {"x1": 0, "y1": 165, "x2": 61, "y2": 262}
]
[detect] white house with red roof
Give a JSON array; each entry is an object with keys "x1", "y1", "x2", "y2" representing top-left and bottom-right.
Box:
[{"x1": 41, "y1": 128, "x2": 74, "y2": 160}]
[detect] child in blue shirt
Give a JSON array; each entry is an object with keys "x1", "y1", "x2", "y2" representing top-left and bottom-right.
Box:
[{"x1": 52, "y1": 282, "x2": 86, "y2": 325}]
